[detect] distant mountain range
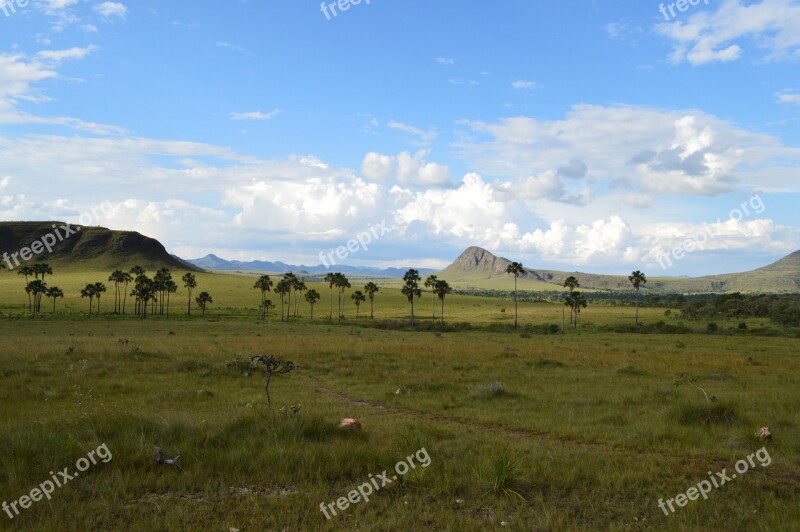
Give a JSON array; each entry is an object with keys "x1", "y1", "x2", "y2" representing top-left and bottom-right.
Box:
[{"x1": 185, "y1": 254, "x2": 436, "y2": 278}]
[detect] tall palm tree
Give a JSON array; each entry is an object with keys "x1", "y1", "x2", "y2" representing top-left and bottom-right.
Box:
[
  {"x1": 402, "y1": 269, "x2": 422, "y2": 326},
  {"x1": 293, "y1": 280, "x2": 307, "y2": 318},
  {"x1": 563, "y1": 276, "x2": 580, "y2": 324},
  {"x1": 282, "y1": 273, "x2": 298, "y2": 321},
  {"x1": 425, "y1": 274, "x2": 438, "y2": 323},
  {"x1": 564, "y1": 291, "x2": 588, "y2": 329},
  {"x1": 274, "y1": 280, "x2": 290, "y2": 322},
  {"x1": 108, "y1": 270, "x2": 126, "y2": 314},
  {"x1": 253, "y1": 275, "x2": 273, "y2": 320},
  {"x1": 364, "y1": 282, "x2": 379, "y2": 319},
  {"x1": 305, "y1": 289, "x2": 321, "y2": 319},
  {"x1": 195, "y1": 291, "x2": 213, "y2": 316},
  {"x1": 324, "y1": 272, "x2": 336, "y2": 320},
  {"x1": 121, "y1": 271, "x2": 132, "y2": 314},
  {"x1": 18, "y1": 266, "x2": 34, "y2": 312},
  {"x1": 506, "y1": 262, "x2": 524, "y2": 330},
  {"x1": 33, "y1": 263, "x2": 52, "y2": 281},
  {"x1": 182, "y1": 272, "x2": 196, "y2": 316},
  {"x1": 80, "y1": 284, "x2": 97, "y2": 314},
  {"x1": 45, "y1": 286, "x2": 63, "y2": 313},
  {"x1": 351, "y1": 290, "x2": 366, "y2": 318},
  {"x1": 334, "y1": 273, "x2": 351, "y2": 321},
  {"x1": 435, "y1": 279, "x2": 451, "y2": 326},
  {"x1": 164, "y1": 279, "x2": 177, "y2": 316},
  {"x1": 27, "y1": 280, "x2": 47, "y2": 313},
  {"x1": 628, "y1": 270, "x2": 647, "y2": 325},
  {"x1": 93, "y1": 282, "x2": 106, "y2": 314}
]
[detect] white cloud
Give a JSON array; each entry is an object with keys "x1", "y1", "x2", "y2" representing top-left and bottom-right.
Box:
[
  {"x1": 435, "y1": 57, "x2": 454, "y2": 65},
  {"x1": 94, "y1": 1, "x2": 127, "y2": 19},
  {"x1": 511, "y1": 80, "x2": 540, "y2": 91},
  {"x1": 229, "y1": 110, "x2": 281, "y2": 121},
  {"x1": 456, "y1": 104, "x2": 800, "y2": 197},
  {"x1": 36, "y1": 46, "x2": 99, "y2": 62},
  {"x1": 777, "y1": 90, "x2": 800, "y2": 104},
  {"x1": 657, "y1": 0, "x2": 800, "y2": 65},
  {"x1": 45, "y1": 0, "x2": 79, "y2": 9},
  {"x1": 361, "y1": 150, "x2": 451, "y2": 187},
  {"x1": 387, "y1": 120, "x2": 438, "y2": 145}
]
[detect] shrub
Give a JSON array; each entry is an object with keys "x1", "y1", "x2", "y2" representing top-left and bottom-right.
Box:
[
  {"x1": 706, "y1": 322, "x2": 719, "y2": 333},
  {"x1": 677, "y1": 403, "x2": 739, "y2": 425}
]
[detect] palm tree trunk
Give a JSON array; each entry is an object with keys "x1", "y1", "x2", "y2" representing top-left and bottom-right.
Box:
[
  {"x1": 441, "y1": 297, "x2": 445, "y2": 326},
  {"x1": 370, "y1": 298, "x2": 374, "y2": 320},
  {"x1": 514, "y1": 277, "x2": 518, "y2": 330},
  {"x1": 635, "y1": 289, "x2": 640, "y2": 324}
]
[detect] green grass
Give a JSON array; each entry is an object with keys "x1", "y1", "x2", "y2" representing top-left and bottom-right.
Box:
[{"x1": 0, "y1": 270, "x2": 798, "y2": 530}]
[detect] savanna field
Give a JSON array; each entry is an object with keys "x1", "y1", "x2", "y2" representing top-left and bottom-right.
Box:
[{"x1": 0, "y1": 271, "x2": 798, "y2": 531}]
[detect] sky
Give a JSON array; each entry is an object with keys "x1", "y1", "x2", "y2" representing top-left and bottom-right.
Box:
[{"x1": 0, "y1": 0, "x2": 799, "y2": 276}]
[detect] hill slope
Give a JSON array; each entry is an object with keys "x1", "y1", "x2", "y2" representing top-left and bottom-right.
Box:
[
  {"x1": 438, "y1": 247, "x2": 800, "y2": 294},
  {"x1": 0, "y1": 222, "x2": 201, "y2": 272}
]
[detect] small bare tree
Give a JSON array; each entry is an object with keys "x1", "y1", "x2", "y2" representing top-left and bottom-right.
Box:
[
  {"x1": 251, "y1": 355, "x2": 296, "y2": 407},
  {"x1": 675, "y1": 374, "x2": 716, "y2": 403}
]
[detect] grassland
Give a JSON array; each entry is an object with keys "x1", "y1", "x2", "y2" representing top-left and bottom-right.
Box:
[{"x1": 0, "y1": 270, "x2": 798, "y2": 531}]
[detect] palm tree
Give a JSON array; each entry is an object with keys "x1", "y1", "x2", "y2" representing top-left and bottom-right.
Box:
[
  {"x1": 132, "y1": 275, "x2": 155, "y2": 319},
  {"x1": 33, "y1": 263, "x2": 52, "y2": 281},
  {"x1": 402, "y1": 269, "x2": 422, "y2": 326},
  {"x1": 164, "y1": 279, "x2": 177, "y2": 316},
  {"x1": 563, "y1": 276, "x2": 580, "y2": 324},
  {"x1": 81, "y1": 284, "x2": 97, "y2": 314},
  {"x1": 293, "y1": 280, "x2": 307, "y2": 318},
  {"x1": 506, "y1": 261, "x2": 524, "y2": 330},
  {"x1": 425, "y1": 274, "x2": 438, "y2": 323},
  {"x1": 195, "y1": 291, "x2": 213, "y2": 316},
  {"x1": 305, "y1": 289, "x2": 321, "y2": 319},
  {"x1": 435, "y1": 279, "x2": 451, "y2": 326},
  {"x1": 351, "y1": 290, "x2": 366, "y2": 318},
  {"x1": 628, "y1": 270, "x2": 647, "y2": 325},
  {"x1": 324, "y1": 272, "x2": 336, "y2": 320},
  {"x1": 364, "y1": 282, "x2": 379, "y2": 319},
  {"x1": 334, "y1": 273, "x2": 351, "y2": 321},
  {"x1": 93, "y1": 282, "x2": 107, "y2": 314},
  {"x1": 26, "y1": 280, "x2": 47, "y2": 313},
  {"x1": 45, "y1": 286, "x2": 63, "y2": 313},
  {"x1": 182, "y1": 272, "x2": 196, "y2": 316},
  {"x1": 274, "y1": 280, "x2": 290, "y2": 322},
  {"x1": 108, "y1": 270, "x2": 126, "y2": 313},
  {"x1": 18, "y1": 266, "x2": 34, "y2": 312},
  {"x1": 282, "y1": 273, "x2": 298, "y2": 321},
  {"x1": 120, "y1": 271, "x2": 132, "y2": 314},
  {"x1": 253, "y1": 275, "x2": 273, "y2": 320},
  {"x1": 564, "y1": 291, "x2": 588, "y2": 328}
]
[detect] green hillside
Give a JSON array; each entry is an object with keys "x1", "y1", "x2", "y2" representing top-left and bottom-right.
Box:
[
  {"x1": 0, "y1": 222, "x2": 200, "y2": 272},
  {"x1": 438, "y1": 246, "x2": 800, "y2": 294}
]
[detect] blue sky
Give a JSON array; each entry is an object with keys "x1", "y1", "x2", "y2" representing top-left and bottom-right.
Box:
[{"x1": 0, "y1": 0, "x2": 799, "y2": 276}]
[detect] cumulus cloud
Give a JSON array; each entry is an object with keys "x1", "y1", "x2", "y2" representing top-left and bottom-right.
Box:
[
  {"x1": 456, "y1": 104, "x2": 800, "y2": 196},
  {"x1": 361, "y1": 150, "x2": 451, "y2": 187},
  {"x1": 94, "y1": 1, "x2": 127, "y2": 19},
  {"x1": 656, "y1": 0, "x2": 800, "y2": 65}
]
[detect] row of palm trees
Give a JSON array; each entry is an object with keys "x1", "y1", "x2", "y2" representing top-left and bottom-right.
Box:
[
  {"x1": 249, "y1": 270, "x2": 454, "y2": 325},
  {"x1": 504, "y1": 261, "x2": 648, "y2": 328},
  {"x1": 2, "y1": 259, "x2": 648, "y2": 326}
]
